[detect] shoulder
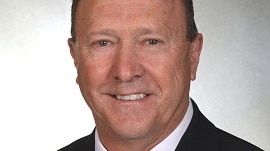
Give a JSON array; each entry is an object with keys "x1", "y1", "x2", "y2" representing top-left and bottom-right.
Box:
[
  {"x1": 58, "y1": 132, "x2": 95, "y2": 151},
  {"x1": 217, "y1": 129, "x2": 263, "y2": 151},
  {"x1": 178, "y1": 99, "x2": 264, "y2": 151}
]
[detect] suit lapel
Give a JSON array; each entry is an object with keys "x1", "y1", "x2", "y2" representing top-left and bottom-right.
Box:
[
  {"x1": 175, "y1": 100, "x2": 221, "y2": 151},
  {"x1": 79, "y1": 129, "x2": 95, "y2": 151}
]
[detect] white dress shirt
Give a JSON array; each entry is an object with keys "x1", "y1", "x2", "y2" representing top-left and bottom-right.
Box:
[{"x1": 95, "y1": 99, "x2": 193, "y2": 151}]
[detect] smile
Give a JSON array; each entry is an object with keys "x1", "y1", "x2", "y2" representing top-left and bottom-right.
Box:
[{"x1": 115, "y1": 94, "x2": 147, "y2": 101}]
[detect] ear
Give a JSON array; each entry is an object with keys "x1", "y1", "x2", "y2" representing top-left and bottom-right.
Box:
[
  {"x1": 68, "y1": 38, "x2": 79, "y2": 70},
  {"x1": 190, "y1": 33, "x2": 203, "y2": 81},
  {"x1": 68, "y1": 38, "x2": 80, "y2": 84}
]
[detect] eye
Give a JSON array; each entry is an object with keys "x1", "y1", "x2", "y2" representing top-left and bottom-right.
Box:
[
  {"x1": 147, "y1": 39, "x2": 159, "y2": 45},
  {"x1": 98, "y1": 40, "x2": 109, "y2": 47}
]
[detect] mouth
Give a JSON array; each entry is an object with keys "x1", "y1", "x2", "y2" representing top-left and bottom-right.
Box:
[{"x1": 112, "y1": 94, "x2": 148, "y2": 101}]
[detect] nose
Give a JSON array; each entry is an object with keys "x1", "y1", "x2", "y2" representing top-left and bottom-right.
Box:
[{"x1": 111, "y1": 44, "x2": 145, "y2": 82}]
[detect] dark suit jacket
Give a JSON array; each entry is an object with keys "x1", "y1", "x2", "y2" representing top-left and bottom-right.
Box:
[{"x1": 58, "y1": 100, "x2": 263, "y2": 151}]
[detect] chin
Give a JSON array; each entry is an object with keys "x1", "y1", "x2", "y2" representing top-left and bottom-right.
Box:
[{"x1": 112, "y1": 121, "x2": 155, "y2": 140}]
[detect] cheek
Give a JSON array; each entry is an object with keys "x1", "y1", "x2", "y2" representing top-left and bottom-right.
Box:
[
  {"x1": 76, "y1": 54, "x2": 111, "y2": 102},
  {"x1": 78, "y1": 50, "x2": 112, "y2": 82},
  {"x1": 144, "y1": 48, "x2": 191, "y2": 112},
  {"x1": 76, "y1": 58, "x2": 113, "y2": 121},
  {"x1": 148, "y1": 50, "x2": 190, "y2": 91},
  {"x1": 141, "y1": 56, "x2": 184, "y2": 122}
]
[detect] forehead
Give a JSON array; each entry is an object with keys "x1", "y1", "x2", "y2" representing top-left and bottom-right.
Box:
[
  {"x1": 76, "y1": 0, "x2": 184, "y2": 22},
  {"x1": 78, "y1": 0, "x2": 181, "y2": 10},
  {"x1": 75, "y1": 0, "x2": 186, "y2": 39},
  {"x1": 87, "y1": 0, "x2": 174, "y2": 12}
]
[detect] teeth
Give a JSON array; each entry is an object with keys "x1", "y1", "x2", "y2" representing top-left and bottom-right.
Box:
[{"x1": 116, "y1": 94, "x2": 147, "y2": 101}]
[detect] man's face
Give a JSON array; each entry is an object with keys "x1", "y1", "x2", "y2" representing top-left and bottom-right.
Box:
[{"x1": 69, "y1": 0, "x2": 202, "y2": 147}]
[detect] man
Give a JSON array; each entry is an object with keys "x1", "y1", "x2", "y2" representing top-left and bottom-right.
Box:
[{"x1": 59, "y1": 0, "x2": 263, "y2": 150}]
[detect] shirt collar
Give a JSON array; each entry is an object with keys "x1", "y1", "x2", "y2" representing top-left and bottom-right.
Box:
[{"x1": 95, "y1": 98, "x2": 193, "y2": 151}]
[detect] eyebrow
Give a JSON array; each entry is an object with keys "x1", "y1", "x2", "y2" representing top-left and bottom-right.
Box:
[
  {"x1": 88, "y1": 29, "x2": 118, "y2": 37},
  {"x1": 131, "y1": 28, "x2": 168, "y2": 41},
  {"x1": 87, "y1": 27, "x2": 165, "y2": 39},
  {"x1": 134, "y1": 28, "x2": 154, "y2": 35}
]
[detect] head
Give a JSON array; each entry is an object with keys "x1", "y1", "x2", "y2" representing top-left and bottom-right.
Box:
[{"x1": 68, "y1": 0, "x2": 203, "y2": 150}]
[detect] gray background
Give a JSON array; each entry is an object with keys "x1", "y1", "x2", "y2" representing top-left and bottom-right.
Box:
[{"x1": 0, "y1": 0, "x2": 269, "y2": 150}]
